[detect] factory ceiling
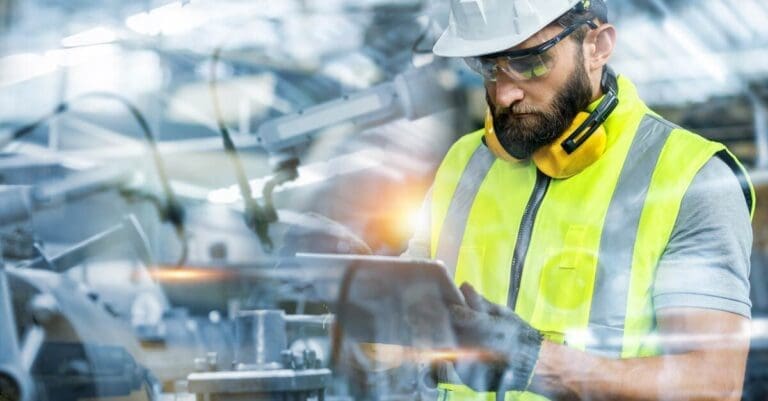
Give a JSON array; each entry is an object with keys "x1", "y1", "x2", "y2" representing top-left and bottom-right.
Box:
[
  {"x1": 1, "y1": 0, "x2": 766, "y2": 103},
  {"x1": 1, "y1": 0, "x2": 767, "y2": 180}
]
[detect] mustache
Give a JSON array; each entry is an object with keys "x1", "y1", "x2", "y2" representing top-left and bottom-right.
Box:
[
  {"x1": 492, "y1": 104, "x2": 543, "y2": 118},
  {"x1": 495, "y1": 109, "x2": 544, "y2": 125},
  {"x1": 486, "y1": 93, "x2": 543, "y2": 117}
]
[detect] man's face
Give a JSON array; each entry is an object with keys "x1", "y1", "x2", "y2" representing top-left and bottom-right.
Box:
[{"x1": 485, "y1": 25, "x2": 594, "y2": 159}]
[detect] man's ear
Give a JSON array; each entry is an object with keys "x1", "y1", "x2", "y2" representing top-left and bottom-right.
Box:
[{"x1": 585, "y1": 23, "x2": 616, "y2": 72}]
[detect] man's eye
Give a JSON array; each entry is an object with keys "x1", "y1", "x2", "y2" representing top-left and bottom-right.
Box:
[
  {"x1": 508, "y1": 58, "x2": 550, "y2": 79},
  {"x1": 508, "y1": 59, "x2": 535, "y2": 70},
  {"x1": 529, "y1": 63, "x2": 551, "y2": 77}
]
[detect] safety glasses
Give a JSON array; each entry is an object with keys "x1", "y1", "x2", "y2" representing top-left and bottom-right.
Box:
[{"x1": 464, "y1": 19, "x2": 598, "y2": 82}]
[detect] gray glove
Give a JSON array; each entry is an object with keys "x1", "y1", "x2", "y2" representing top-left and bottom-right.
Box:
[{"x1": 449, "y1": 283, "x2": 543, "y2": 395}]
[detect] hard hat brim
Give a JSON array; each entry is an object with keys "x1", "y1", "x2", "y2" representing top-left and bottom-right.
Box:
[
  {"x1": 432, "y1": 0, "x2": 579, "y2": 58},
  {"x1": 432, "y1": 20, "x2": 553, "y2": 58}
]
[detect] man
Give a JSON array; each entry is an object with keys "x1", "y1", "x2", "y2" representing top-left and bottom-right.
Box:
[{"x1": 405, "y1": 0, "x2": 756, "y2": 400}]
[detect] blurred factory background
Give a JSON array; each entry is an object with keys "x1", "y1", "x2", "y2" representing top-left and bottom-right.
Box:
[{"x1": 0, "y1": 0, "x2": 767, "y2": 400}]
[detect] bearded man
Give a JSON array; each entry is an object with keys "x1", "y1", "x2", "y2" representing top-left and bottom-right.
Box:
[{"x1": 404, "y1": 1, "x2": 756, "y2": 400}]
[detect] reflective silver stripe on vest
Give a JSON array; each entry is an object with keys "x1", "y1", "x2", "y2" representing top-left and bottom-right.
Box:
[
  {"x1": 586, "y1": 115, "x2": 675, "y2": 357},
  {"x1": 435, "y1": 145, "x2": 496, "y2": 279}
]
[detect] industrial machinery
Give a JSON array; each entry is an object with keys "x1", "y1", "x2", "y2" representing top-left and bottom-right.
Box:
[{"x1": 0, "y1": 61, "x2": 458, "y2": 401}]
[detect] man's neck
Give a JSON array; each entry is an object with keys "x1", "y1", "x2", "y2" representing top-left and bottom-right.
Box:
[{"x1": 588, "y1": 64, "x2": 608, "y2": 102}]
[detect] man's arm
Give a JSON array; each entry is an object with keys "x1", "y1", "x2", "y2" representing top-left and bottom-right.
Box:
[{"x1": 530, "y1": 308, "x2": 750, "y2": 401}]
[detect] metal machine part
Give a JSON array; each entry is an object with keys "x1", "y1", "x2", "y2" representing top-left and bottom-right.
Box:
[
  {"x1": 188, "y1": 310, "x2": 331, "y2": 401},
  {"x1": 3, "y1": 265, "x2": 157, "y2": 401},
  {"x1": 255, "y1": 64, "x2": 452, "y2": 157},
  {"x1": 188, "y1": 368, "x2": 331, "y2": 401},
  {"x1": 234, "y1": 310, "x2": 287, "y2": 370}
]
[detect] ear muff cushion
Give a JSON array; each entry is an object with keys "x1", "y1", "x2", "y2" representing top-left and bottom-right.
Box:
[
  {"x1": 484, "y1": 110, "x2": 520, "y2": 162},
  {"x1": 532, "y1": 112, "x2": 607, "y2": 179}
]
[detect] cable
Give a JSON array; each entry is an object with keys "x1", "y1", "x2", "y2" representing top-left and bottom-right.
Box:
[
  {"x1": 209, "y1": 46, "x2": 278, "y2": 253},
  {"x1": 6, "y1": 92, "x2": 188, "y2": 266},
  {"x1": 262, "y1": 158, "x2": 299, "y2": 221},
  {"x1": 330, "y1": 263, "x2": 360, "y2": 370}
]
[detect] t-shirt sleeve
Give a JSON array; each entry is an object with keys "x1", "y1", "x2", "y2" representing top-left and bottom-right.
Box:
[{"x1": 653, "y1": 157, "x2": 753, "y2": 318}]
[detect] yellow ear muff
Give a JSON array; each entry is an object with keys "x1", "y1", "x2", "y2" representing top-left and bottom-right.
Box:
[
  {"x1": 483, "y1": 109, "x2": 607, "y2": 179},
  {"x1": 483, "y1": 109, "x2": 522, "y2": 162},
  {"x1": 532, "y1": 111, "x2": 607, "y2": 179}
]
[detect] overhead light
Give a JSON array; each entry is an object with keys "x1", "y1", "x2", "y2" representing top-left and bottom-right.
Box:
[
  {"x1": 662, "y1": 19, "x2": 728, "y2": 83},
  {"x1": 126, "y1": 1, "x2": 210, "y2": 36},
  {"x1": 0, "y1": 53, "x2": 58, "y2": 87},
  {"x1": 61, "y1": 26, "x2": 117, "y2": 48},
  {"x1": 0, "y1": 45, "x2": 119, "y2": 87},
  {"x1": 45, "y1": 44, "x2": 117, "y2": 68},
  {"x1": 207, "y1": 187, "x2": 241, "y2": 205}
]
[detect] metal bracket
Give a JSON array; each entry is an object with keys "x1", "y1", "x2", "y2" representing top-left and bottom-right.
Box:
[{"x1": 19, "y1": 215, "x2": 153, "y2": 273}]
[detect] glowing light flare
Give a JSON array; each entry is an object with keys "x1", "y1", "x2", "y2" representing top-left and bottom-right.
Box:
[
  {"x1": 356, "y1": 343, "x2": 504, "y2": 369},
  {"x1": 752, "y1": 317, "x2": 768, "y2": 338},
  {"x1": 402, "y1": 204, "x2": 427, "y2": 239},
  {"x1": 61, "y1": 26, "x2": 117, "y2": 48},
  {"x1": 564, "y1": 321, "x2": 752, "y2": 350},
  {"x1": 147, "y1": 266, "x2": 234, "y2": 283},
  {"x1": 416, "y1": 348, "x2": 503, "y2": 363},
  {"x1": 359, "y1": 179, "x2": 430, "y2": 250}
]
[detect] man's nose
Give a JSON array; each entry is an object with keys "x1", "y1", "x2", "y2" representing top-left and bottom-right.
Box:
[{"x1": 493, "y1": 76, "x2": 525, "y2": 108}]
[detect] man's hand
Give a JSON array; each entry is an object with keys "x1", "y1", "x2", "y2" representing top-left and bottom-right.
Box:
[{"x1": 449, "y1": 283, "x2": 543, "y2": 393}]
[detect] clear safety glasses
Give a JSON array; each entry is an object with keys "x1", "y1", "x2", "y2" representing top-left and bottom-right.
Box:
[{"x1": 463, "y1": 18, "x2": 598, "y2": 82}]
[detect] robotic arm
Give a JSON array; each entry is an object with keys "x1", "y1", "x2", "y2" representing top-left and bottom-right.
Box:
[{"x1": 256, "y1": 64, "x2": 452, "y2": 157}]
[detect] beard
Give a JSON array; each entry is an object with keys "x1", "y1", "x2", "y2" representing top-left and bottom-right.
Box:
[{"x1": 487, "y1": 51, "x2": 594, "y2": 160}]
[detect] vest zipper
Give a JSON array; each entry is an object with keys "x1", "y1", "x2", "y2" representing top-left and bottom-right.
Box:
[{"x1": 508, "y1": 169, "x2": 551, "y2": 308}]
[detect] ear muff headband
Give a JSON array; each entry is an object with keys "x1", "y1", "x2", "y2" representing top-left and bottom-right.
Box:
[
  {"x1": 561, "y1": 67, "x2": 619, "y2": 154},
  {"x1": 484, "y1": 67, "x2": 620, "y2": 179}
]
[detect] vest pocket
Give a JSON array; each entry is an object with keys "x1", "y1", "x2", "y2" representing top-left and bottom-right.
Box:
[{"x1": 530, "y1": 245, "x2": 598, "y2": 337}]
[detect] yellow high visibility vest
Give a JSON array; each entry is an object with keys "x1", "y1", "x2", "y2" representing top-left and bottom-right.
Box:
[{"x1": 429, "y1": 76, "x2": 755, "y2": 401}]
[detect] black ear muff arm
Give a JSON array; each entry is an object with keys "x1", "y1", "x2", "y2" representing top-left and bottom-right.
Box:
[
  {"x1": 561, "y1": 94, "x2": 618, "y2": 153},
  {"x1": 561, "y1": 67, "x2": 620, "y2": 154}
]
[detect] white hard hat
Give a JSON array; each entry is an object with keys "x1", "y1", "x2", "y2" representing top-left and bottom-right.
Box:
[{"x1": 433, "y1": 0, "x2": 584, "y2": 58}]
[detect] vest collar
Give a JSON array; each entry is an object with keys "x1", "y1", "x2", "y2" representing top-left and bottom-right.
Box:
[{"x1": 602, "y1": 75, "x2": 649, "y2": 149}]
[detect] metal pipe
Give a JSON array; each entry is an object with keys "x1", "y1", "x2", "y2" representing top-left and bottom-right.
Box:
[
  {"x1": 19, "y1": 326, "x2": 45, "y2": 373},
  {"x1": 283, "y1": 314, "x2": 335, "y2": 326},
  {"x1": 0, "y1": 266, "x2": 22, "y2": 371},
  {"x1": 0, "y1": 166, "x2": 134, "y2": 227}
]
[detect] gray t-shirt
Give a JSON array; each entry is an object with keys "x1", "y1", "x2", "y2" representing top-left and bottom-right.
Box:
[
  {"x1": 404, "y1": 157, "x2": 753, "y2": 318},
  {"x1": 653, "y1": 156, "x2": 752, "y2": 318}
]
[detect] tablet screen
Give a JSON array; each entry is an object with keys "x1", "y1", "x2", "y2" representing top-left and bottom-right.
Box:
[{"x1": 332, "y1": 255, "x2": 465, "y2": 354}]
